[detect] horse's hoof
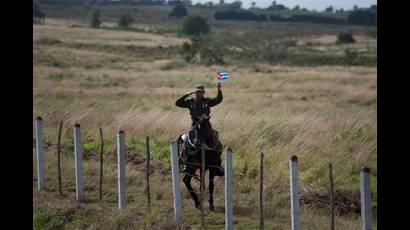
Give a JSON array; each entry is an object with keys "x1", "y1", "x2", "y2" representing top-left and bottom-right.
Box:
[{"x1": 210, "y1": 205, "x2": 215, "y2": 212}]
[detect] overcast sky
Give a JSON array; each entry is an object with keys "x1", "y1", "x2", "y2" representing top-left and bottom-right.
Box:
[{"x1": 191, "y1": 0, "x2": 377, "y2": 11}]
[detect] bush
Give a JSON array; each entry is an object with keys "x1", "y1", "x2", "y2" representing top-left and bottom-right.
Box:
[
  {"x1": 118, "y1": 14, "x2": 135, "y2": 28},
  {"x1": 180, "y1": 15, "x2": 210, "y2": 36},
  {"x1": 336, "y1": 31, "x2": 355, "y2": 44},
  {"x1": 169, "y1": 4, "x2": 188, "y2": 18},
  {"x1": 90, "y1": 10, "x2": 102, "y2": 28}
]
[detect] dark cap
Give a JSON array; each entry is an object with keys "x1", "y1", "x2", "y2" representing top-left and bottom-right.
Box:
[{"x1": 195, "y1": 84, "x2": 205, "y2": 92}]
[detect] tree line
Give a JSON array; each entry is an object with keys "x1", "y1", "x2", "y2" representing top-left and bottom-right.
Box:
[{"x1": 215, "y1": 10, "x2": 376, "y2": 26}]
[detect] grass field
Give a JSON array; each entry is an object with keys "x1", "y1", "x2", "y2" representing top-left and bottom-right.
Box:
[{"x1": 33, "y1": 5, "x2": 376, "y2": 229}]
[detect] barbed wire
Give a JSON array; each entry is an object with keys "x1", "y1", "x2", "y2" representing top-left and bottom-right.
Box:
[{"x1": 184, "y1": 161, "x2": 224, "y2": 170}]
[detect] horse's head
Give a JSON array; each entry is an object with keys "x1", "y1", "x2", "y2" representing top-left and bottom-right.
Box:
[{"x1": 195, "y1": 114, "x2": 214, "y2": 146}]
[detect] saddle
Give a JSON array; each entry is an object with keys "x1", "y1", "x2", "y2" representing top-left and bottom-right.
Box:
[{"x1": 181, "y1": 129, "x2": 200, "y2": 156}]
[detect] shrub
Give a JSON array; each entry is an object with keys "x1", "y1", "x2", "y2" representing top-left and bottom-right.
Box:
[
  {"x1": 169, "y1": 4, "x2": 188, "y2": 18},
  {"x1": 180, "y1": 15, "x2": 210, "y2": 36},
  {"x1": 90, "y1": 10, "x2": 102, "y2": 28},
  {"x1": 336, "y1": 31, "x2": 355, "y2": 44},
  {"x1": 118, "y1": 14, "x2": 135, "y2": 28}
]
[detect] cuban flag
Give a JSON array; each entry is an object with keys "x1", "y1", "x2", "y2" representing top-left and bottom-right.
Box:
[{"x1": 217, "y1": 70, "x2": 229, "y2": 81}]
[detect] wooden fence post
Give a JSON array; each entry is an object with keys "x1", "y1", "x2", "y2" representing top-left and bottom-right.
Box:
[
  {"x1": 35, "y1": 117, "x2": 45, "y2": 191},
  {"x1": 99, "y1": 128, "x2": 104, "y2": 200},
  {"x1": 57, "y1": 120, "x2": 63, "y2": 195},
  {"x1": 289, "y1": 155, "x2": 300, "y2": 230}
]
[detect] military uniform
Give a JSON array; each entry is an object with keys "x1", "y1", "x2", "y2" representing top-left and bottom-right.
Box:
[{"x1": 175, "y1": 87, "x2": 223, "y2": 124}]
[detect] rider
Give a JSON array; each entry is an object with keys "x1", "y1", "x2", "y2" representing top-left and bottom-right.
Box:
[{"x1": 175, "y1": 82, "x2": 224, "y2": 176}]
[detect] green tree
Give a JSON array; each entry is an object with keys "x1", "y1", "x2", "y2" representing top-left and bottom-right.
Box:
[
  {"x1": 325, "y1": 6, "x2": 333, "y2": 13},
  {"x1": 336, "y1": 31, "x2": 355, "y2": 44},
  {"x1": 118, "y1": 14, "x2": 135, "y2": 28},
  {"x1": 90, "y1": 10, "x2": 102, "y2": 28},
  {"x1": 229, "y1": 1, "x2": 242, "y2": 10},
  {"x1": 169, "y1": 4, "x2": 188, "y2": 18},
  {"x1": 181, "y1": 15, "x2": 210, "y2": 36}
]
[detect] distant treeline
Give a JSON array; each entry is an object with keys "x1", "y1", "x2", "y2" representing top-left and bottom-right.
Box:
[
  {"x1": 39, "y1": 0, "x2": 192, "y2": 6},
  {"x1": 215, "y1": 10, "x2": 376, "y2": 26},
  {"x1": 39, "y1": 0, "x2": 376, "y2": 26},
  {"x1": 214, "y1": 10, "x2": 268, "y2": 21}
]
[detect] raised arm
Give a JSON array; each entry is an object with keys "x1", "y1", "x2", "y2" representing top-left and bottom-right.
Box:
[
  {"x1": 175, "y1": 92, "x2": 193, "y2": 108},
  {"x1": 208, "y1": 83, "x2": 223, "y2": 107}
]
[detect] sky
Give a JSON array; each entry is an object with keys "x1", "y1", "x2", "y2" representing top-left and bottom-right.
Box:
[{"x1": 190, "y1": 0, "x2": 377, "y2": 11}]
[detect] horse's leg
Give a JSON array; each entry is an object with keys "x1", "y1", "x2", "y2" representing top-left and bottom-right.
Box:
[
  {"x1": 183, "y1": 173, "x2": 201, "y2": 209},
  {"x1": 209, "y1": 170, "x2": 215, "y2": 211}
]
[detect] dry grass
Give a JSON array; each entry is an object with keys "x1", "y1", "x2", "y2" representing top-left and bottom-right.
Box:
[{"x1": 33, "y1": 24, "x2": 188, "y2": 47}]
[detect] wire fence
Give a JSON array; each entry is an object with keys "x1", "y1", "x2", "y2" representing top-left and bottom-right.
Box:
[{"x1": 34, "y1": 118, "x2": 374, "y2": 229}]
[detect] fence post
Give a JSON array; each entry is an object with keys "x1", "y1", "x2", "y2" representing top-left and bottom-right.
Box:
[
  {"x1": 74, "y1": 124, "x2": 84, "y2": 202},
  {"x1": 200, "y1": 145, "x2": 206, "y2": 229},
  {"x1": 57, "y1": 120, "x2": 63, "y2": 195},
  {"x1": 260, "y1": 151, "x2": 264, "y2": 230},
  {"x1": 329, "y1": 163, "x2": 335, "y2": 230},
  {"x1": 170, "y1": 141, "x2": 182, "y2": 221},
  {"x1": 289, "y1": 155, "x2": 300, "y2": 230},
  {"x1": 99, "y1": 128, "x2": 104, "y2": 200},
  {"x1": 360, "y1": 167, "x2": 371, "y2": 230},
  {"x1": 146, "y1": 136, "x2": 151, "y2": 208},
  {"x1": 225, "y1": 147, "x2": 233, "y2": 230},
  {"x1": 35, "y1": 116, "x2": 45, "y2": 191},
  {"x1": 117, "y1": 130, "x2": 126, "y2": 210}
]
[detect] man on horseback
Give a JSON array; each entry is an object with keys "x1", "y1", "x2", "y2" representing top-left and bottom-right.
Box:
[{"x1": 175, "y1": 82, "x2": 224, "y2": 176}]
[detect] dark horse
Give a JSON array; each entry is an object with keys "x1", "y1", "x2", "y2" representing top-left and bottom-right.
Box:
[{"x1": 177, "y1": 114, "x2": 223, "y2": 211}]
